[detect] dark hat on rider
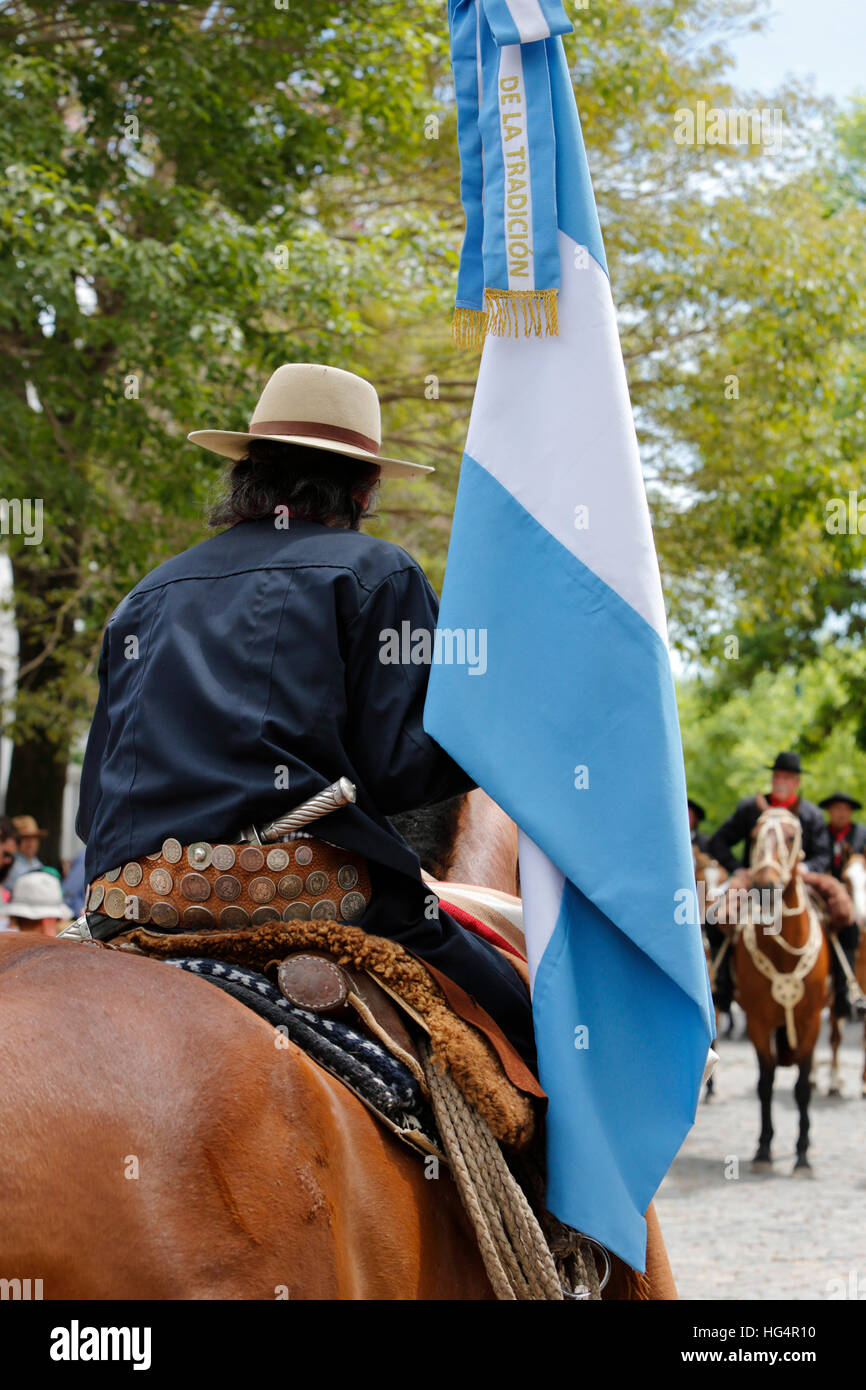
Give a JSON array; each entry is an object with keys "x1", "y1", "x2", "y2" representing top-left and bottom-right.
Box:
[
  {"x1": 818, "y1": 790, "x2": 862, "y2": 811},
  {"x1": 687, "y1": 798, "x2": 706, "y2": 822},
  {"x1": 767, "y1": 751, "x2": 802, "y2": 774}
]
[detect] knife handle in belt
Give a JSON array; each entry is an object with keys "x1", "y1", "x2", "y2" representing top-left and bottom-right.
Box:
[{"x1": 240, "y1": 777, "x2": 357, "y2": 845}]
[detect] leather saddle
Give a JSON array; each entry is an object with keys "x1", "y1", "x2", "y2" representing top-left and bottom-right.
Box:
[
  {"x1": 274, "y1": 949, "x2": 427, "y2": 1090},
  {"x1": 110, "y1": 912, "x2": 543, "y2": 1152}
]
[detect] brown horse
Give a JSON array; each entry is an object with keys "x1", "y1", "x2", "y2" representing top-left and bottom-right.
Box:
[
  {"x1": 0, "y1": 788, "x2": 674, "y2": 1298},
  {"x1": 735, "y1": 808, "x2": 829, "y2": 1173},
  {"x1": 447, "y1": 789, "x2": 519, "y2": 895}
]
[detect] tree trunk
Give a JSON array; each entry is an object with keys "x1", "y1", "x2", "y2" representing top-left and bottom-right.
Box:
[
  {"x1": 5, "y1": 741, "x2": 67, "y2": 871},
  {"x1": 7, "y1": 549, "x2": 82, "y2": 870}
]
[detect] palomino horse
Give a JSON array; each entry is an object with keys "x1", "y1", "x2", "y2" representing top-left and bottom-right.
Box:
[
  {"x1": 0, "y1": 789, "x2": 674, "y2": 1298},
  {"x1": 833, "y1": 851, "x2": 866, "y2": 1098},
  {"x1": 735, "y1": 808, "x2": 829, "y2": 1173}
]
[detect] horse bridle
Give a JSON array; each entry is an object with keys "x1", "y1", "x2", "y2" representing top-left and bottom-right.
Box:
[
  {"x1": 748, "y1": 808, "x2": 822, "y2": 950},
  {"x1": 750, "y1": 808, "x2": 802, "y2": 886}
]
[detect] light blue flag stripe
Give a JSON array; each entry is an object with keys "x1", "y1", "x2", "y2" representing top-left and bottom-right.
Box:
[
  {"x1": 536, "y1": 883, "x2": 711, "y2": 1267},
  {"x1": 524, "y1": 42, "x2": 560, "y2": 292},
  {"x1": 546, "y1": 33, "x2": 607, "y2": 274}
]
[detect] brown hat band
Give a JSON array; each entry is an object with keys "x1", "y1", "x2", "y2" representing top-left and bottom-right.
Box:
[{"x1": 249, "y1": 420, "x2": 380, "y2": 455}]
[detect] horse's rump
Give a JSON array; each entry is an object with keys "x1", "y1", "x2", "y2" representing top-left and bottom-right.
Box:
[
  {"x1": 0, "y1": 934, "x2": 491, "y2": 1300},
  {"x1": 0, "y1": 931, "x2": 677, "y2": 1299}
]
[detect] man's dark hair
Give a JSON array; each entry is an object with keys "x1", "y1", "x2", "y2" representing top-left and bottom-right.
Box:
[{"x1": 208, "y1": 439, "x2": 381, "y2": 531}]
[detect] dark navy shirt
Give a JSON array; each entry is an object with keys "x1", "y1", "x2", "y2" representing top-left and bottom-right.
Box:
[{"x1": 77, "y1": 517, "x2": 535, "y2": 1064}]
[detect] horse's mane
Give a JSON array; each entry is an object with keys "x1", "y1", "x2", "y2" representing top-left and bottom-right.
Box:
[{"x1": 390, "y1": 794, "x2": 468, "y2": 880}]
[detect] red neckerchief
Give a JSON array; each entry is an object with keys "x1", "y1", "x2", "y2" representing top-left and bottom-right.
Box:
[
  {"x1": 833, "y1": 822, "x2": 852, "y2": 867},
  {"x1": 769, "y1": 792, "x2": 798, "y2": 809}
]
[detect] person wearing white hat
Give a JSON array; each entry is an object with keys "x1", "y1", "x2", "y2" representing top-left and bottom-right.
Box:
[
  {"x1": 7, "y1": 870, "x2": 72, "y2": 936},
  {"x1": 76, "y1": 364, "x2": 536, "y2": 1069}
]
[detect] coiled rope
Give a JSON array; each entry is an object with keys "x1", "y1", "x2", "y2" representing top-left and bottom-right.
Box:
[{"x1": 419, "y1": 1038, "x2": 602, "y2": 1301}]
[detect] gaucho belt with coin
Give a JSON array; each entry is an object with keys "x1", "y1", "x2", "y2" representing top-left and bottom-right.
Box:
[{"x1": 77, "y1": 777, "x2": 370, "y2": 944}]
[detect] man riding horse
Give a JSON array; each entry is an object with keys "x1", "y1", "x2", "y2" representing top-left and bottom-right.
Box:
[
  {"x1": 818, "y1": 790, "x2": 865, "y2": 1018},
  {"x1": 75, "y1": 362, "x2": 536, "y2": 1069},
  {"x1": 707, "y1": 752, "x2": 855, "y2": 1015}
]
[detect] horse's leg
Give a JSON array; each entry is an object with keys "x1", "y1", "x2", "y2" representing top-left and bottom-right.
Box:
[
  {"x1": 862, "y1": 1020, "x2": 866, "y2": 1099},
  {"x1": 793, "y1": 1056, "x2": 814, "y2": 1173},
  {"x1": 828, "y1": 1011, "x2": 843, "y2": 1098},
  {"x1": 753, "y1": 1053, "x2": 775, "y2": 1166}
]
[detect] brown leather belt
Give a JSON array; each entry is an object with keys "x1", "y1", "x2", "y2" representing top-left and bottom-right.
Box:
[{"x1": 86, "y1": 835, "x2": 371, "y2": 932}]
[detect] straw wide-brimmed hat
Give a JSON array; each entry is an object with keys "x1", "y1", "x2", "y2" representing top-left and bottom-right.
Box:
[
  {"x1": 8, "y1": 870, "x2": 70, "y2": 921},
  {"x1": 12, "y1": 814, "x2": 48, "y2": 839},
  {"x1": 188, "y1": 363, "x2": 433, "y2": 481}
]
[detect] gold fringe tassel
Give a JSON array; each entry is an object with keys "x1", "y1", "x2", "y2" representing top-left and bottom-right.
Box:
[
  {"x1": 451, "y1": 306, "x2": 489, "y2": 350},
  {"x1": 484, "y1": 287, "x2": 559, "y2": 340},
  {"x1": 452, "y1": 291, "x2": 559, "y2": 348}
]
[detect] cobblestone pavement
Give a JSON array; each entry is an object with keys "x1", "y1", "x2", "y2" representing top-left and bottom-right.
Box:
[{"x1": 653, "y1": 1009, "x2": 866, "y2": 1300}]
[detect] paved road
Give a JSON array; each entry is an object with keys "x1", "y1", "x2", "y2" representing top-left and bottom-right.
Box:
[{"x1": 653, "y1": 1009, "x2": 866, "y2": 1300}]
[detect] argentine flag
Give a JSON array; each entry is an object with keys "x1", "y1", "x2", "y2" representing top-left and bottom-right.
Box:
[{"x1": 425, "y1": 0, "x2": 715, "y2": 1271}]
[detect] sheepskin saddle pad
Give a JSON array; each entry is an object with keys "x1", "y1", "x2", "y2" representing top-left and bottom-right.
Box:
[{"x1": 115, "y1": 916, "x2": 538, "y2": 1151}]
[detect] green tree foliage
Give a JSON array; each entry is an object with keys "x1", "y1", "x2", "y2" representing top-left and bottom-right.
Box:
[
  {"x1": 0, "y1": 0, "x2": 455, "y2": 849},
  {"x1": 1, "y1": 0, "x2": 864, "y2": 853},
  {"x1": 679, "y1": 647, "x2": 866, "y2": 832}
]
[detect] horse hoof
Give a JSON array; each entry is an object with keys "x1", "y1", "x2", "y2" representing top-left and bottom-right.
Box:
[
  {"x1": 750, "y1": 1156, "x2": 772, "y2": 1172},
  {"x1": 828, "y1": 1087, "x2": 842, "y2": 1099},
  {"x1": 792, "y1": 1162, "x2": 813, "y2": 1178}
]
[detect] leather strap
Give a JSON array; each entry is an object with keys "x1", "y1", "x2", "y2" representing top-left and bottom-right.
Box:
[
  {"x1": 249, "y1": 420, "x2": 380, "y2": 454},
  {"x1": 421, "y1": 959, "x2": 546, "y2": 1100},
  {"x1": 86, "y1": 837, "x2": 370, "y2": 938},
  {"x1": 343, "y1": 966, "x2": 426, "y2": 1088}
]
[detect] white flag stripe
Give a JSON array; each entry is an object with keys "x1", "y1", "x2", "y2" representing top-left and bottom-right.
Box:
[
  {"x1": 504, "y1": 0, "x2": 555, "y2": 43},
  {"x1": 516, "y1": 827, "x2": 565, "y2": 990},
  {"x1": 466, "y1": 230, "x2": 668, "y2": 642}
]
